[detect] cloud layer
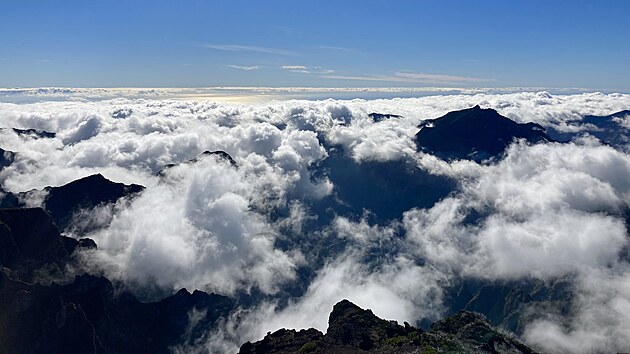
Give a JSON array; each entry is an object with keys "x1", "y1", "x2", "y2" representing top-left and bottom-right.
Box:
[{"x1": 1, "y1": 91, "x2": 629, "y2": 353}]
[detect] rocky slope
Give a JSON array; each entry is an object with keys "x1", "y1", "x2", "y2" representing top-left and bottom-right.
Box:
[{"x1": 239, "y1": 300, "x2": 538, "y2": 354}]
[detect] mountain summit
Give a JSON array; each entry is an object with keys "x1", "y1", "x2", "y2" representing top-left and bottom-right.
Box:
[{"x1": 415, "y1": 105, "x2": 552, "y2": 161}]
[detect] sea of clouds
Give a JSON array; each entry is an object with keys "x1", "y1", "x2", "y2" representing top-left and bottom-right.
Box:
[{"x1": 1, "y1": 91, "x2": 629, "y2": 353}]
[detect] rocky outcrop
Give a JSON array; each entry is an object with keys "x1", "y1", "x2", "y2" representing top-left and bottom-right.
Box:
[
  {"x1": 12, "y1": 128, "x2": 56, "y2": 139},
  {"x1": 415, "y1": 105, "x2": 552, "y2": 162},
  {"x1": 239, "y1": 299, "x2": 538, "y2": 354},
  {"x1": 157, "y1": 150, "x2": 237, "y2": 176},
  {"x1": 368, "y1": 113, "x2": 401, "y2": 123}
]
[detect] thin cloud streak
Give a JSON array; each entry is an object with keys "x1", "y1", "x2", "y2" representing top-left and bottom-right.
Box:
[
  {"x1": 228, "y1": 65, "x2": 261, "y2": 71},
  {"x1": 202, "y1": 44, "x2": 296, "y2": 56},
  {"x1": 282, "y1": 65, "x2": 335, "y2": 75},
  {"x1": 322, "y1": 72, "x2": 495, "y2": 84}
]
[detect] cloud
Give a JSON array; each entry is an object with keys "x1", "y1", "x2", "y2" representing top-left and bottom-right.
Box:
[
  {"x1": 281, "y1": 65, "x2": 307, "y2": 70},
  {"x1": 321, "y1": 71, "x2": 494, "y2": 84},
  {"x1": 202, "y1": 44, "x2": 296, "y2": 56},
  {"x1": 227, "y1": 65, "x2": 261, "y2": 71},
  {"x1": 1, "y1": 91, "x2": 630, "y2": 353},
  {"x1": 281, "y1": 65, "x2": 335, "y2": 75}
]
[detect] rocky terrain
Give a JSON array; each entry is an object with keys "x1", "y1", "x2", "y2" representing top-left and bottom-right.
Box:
[{"x1": 239, "y1": 300, "x2": 537, "y2": 354}]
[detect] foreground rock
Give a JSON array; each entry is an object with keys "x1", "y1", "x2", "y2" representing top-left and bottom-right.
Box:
[
  {"x1": 0, "y1": 205, "x2": 234, "y2": 354},
  {"x1": 239, "y1": 299, "x2": 538, "y2": 354},
  {"x1": 0, "y1": 208, "x2": 94, "y2": 283},
  {"x1": 415, "y1": 105, "x2": 552, "y2": 162},
  {"x1": 0, "y1": 272, "x2": 233, "y2": 354}
]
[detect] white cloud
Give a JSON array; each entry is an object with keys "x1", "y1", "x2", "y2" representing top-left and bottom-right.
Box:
[{"x1": 228, "y1": 65, "x2": 261, "y2": 71}]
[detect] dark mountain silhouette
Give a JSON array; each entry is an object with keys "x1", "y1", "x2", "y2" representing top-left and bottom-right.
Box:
[
  {"x1": 13, "y1": 128, "x2": 56, "y2": 139},
  {"x1": 42, "y1": 174, "x2": 144, "y2": 232},
  {"x1": 415, "y1": 106, "x2": 552, "y2": 162},
  {"x1": 239, "y1": 299, "x2": 537, "y2": 354},
  {"x1": 368, "y1": 112, "x2": 402, "y2": 123},
  {"x1": 0, "y1": 175, "x2": 144, "y2": 234},
  {"x1": 157, "y1": 150, "x2": 237, "y2": 176}
]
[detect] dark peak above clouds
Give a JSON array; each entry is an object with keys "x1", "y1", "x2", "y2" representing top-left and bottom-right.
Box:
[
  {"x1": 239, "y1": 299, "x2": 538, "y2": 354},
  {"x1": 368, "y1": 112, "x2": 402, "y2": 123},
  {"x1": 157, "y1": 150, "x2": 237, "y2": 176},
  {"x1": 415, "y1": 105, "x2": 552, "y2": 162},
  {"x1": 12, "y1": 128, "x2": 56, "y2": 139},
  {"x1": 42, "y1": 174, "x2": 145, "y2": 233}
]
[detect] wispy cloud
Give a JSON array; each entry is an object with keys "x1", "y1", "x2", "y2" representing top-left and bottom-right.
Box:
[
  {"x1": 321, "y1": 71, "x2": 494, "y2": 84},
  {"x1": 281, "y1": 65, "x2": 335, "y2": 74},
  {"x1": 202, "y1": 44, "x2": 296, "y2": 56},
  {"x1": 228, "y1": 65, "x2": 261, "y2": 71}
]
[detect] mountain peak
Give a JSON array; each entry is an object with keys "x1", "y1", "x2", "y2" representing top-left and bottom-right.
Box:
[{"x1": 416, "y1": 106, "x2": 552, "y2": 162}]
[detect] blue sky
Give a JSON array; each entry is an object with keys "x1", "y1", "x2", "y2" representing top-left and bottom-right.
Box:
[{"x1": 1, "y1": 0, "x2": 628, "y2": 89}]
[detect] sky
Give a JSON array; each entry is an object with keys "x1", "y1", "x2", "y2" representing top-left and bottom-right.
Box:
[{"x1": 1, "y1": 0, "x2": 629, "y2": 89}]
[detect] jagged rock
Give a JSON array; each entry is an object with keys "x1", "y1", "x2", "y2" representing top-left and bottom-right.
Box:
[
  {"x1": 13, "y1": 128, "x2": 56, "y2": 139},
  {"x1": 415, "y1": 105, "x2": 552, "y2": 162},
  {"x1": 239, "y1": 299, "x2": 538, "y2": 354},
  {"x1": 157, "y1": 150, "x2": 237, "y2": 176},
  {"x1": 0, "y1": 174, "x2": 144, "y2": 234},
  {"x1": 368, "y1": 113, "x2": 401, "y2": 123},
  {"x1": 325, "y1": 299, "x2": 408, "y2": 349},
  {"x1": 239, "y1": 328, "x2": 324, "y2": 354}
]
